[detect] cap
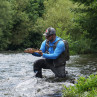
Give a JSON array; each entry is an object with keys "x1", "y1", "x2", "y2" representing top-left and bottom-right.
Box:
[{"x1": 43, "y1": 27, "x2": 56, "y2": 36}]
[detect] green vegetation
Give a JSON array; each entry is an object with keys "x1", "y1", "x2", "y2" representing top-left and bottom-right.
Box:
[
  {"x1": 0, "y1": 0, "x2": 44, "y2": 51},
  {"x1": 0, "y1": 0, "x2": 97, "y2": 54},
  {"x1": 62, "y1": 74, "x2": 97, "y2": 97},
  {"x1": 70, "y1": 0, "x2": 97, "y2": 53},
  {"x1": 0, "y1": 0, "x2": 13, "y2": 50}
]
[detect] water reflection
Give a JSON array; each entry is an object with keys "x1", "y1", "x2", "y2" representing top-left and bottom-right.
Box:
[{"x1": 0, "y1": 53, "x2": 97, "y2": 97}]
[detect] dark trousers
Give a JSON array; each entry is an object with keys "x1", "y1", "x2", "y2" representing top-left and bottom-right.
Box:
[{"x1": 33, "y1": 59, "x2": 66, "y2": 78}]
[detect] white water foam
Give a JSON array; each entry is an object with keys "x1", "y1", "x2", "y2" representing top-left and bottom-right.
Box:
[{"x1": 15, "y1": 78, "x2": 74, "y2": 97}]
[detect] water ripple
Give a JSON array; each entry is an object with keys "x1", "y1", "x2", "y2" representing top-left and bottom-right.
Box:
[{"x1": 0, "y1": 53, "x2": 97, "y2": 97}]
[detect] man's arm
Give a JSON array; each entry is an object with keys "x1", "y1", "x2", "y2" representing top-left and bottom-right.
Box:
[{"x1": 42, "y1": 41, "x2": 65, "y2": 59}]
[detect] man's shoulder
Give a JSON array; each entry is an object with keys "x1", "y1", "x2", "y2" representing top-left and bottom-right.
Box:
[
  {"x1": 56, "y1": 36, "x2": 62, "y2": 41},
  {"x1": 56, "y1": 37, "x2": 64, "y2": 44},
  {"x1": 55, "y1": 38, "x2": 65, "y2": 50},
  {"x1": 55, "y1": 40, "x2": 64, "y2": 48},
  {"x1": 57, "y1": 40, "x2": 64, "y2": 46}
]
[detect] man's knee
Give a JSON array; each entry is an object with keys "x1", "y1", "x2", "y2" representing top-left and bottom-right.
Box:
[
  {"x1": 55, "y1": 71, "x2": 66, "y2": 78},
  {"x1": 33, "y1": 59, "x2": 44, "y2": 69},
  {"x1": 54, "y1": 66, "x2": 66, "y2": 78}
]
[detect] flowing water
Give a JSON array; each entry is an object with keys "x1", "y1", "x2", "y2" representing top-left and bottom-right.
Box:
[{"x1": 0, "y1": 53, "x2": 97, "y2": 97}]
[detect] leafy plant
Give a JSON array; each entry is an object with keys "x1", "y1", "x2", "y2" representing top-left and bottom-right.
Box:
[{"x1": 62, "y1": 74, "x2": 97, "y2": 97}]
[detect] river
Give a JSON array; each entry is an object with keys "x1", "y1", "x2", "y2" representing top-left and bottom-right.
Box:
[{"x1": 0, "y1": 53, "x2": 97, "y2": 97}]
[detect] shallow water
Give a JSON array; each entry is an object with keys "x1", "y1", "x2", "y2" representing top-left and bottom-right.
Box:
[{"x1": 0, "y1": 53, "x2": 97, "y2": 97}]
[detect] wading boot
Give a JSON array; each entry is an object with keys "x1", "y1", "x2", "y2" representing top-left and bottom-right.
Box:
[{"x1": 35, "y1": 71, "x2": 42, "y2": 78}]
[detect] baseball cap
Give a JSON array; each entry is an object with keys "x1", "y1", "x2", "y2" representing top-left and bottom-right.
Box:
[{"x1": 43, "y1": 27, "x2": 56, "y2": 37}]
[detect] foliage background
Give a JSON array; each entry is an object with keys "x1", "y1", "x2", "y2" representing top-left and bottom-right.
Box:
[{"x1": 0, "y1": 0, "x2": 97, "y2": 54}]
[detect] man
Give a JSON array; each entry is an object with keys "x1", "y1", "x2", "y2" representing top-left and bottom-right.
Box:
[{"x1": 27, "y1": 27, "x2": 66, "y2": 78}]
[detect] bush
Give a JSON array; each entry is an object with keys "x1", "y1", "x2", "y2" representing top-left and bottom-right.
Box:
[{"x1": 62, "y1": 74, "x2": 97, "y2": 97}]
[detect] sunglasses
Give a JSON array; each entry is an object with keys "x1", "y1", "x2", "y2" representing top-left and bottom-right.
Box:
[{"x1": 46, "y1": 35, "x2": 52, "y2": 38}]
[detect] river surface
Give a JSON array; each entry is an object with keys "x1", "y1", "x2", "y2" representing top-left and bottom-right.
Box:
[{"x1": 0, "y1": 53, "x2": 97, "y2": 97}]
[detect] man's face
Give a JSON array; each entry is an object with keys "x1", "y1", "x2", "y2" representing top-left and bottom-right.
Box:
[{"x1": 46, "y1": 34, "x2": 53, "y2": 42}]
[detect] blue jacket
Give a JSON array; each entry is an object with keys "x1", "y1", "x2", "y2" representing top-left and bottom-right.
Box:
[{"x1": 32, "y1": 36, "x2": 65, "y2": 59}]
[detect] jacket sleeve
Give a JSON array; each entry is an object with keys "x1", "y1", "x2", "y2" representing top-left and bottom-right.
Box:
[{"x1": 42, "y1": 41, "x2": 65, "y2": 59}]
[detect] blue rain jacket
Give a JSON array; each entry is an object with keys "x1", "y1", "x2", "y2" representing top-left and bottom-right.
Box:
[{"x1": 32, "y1": 36, "x2": 65, "y2": 59}]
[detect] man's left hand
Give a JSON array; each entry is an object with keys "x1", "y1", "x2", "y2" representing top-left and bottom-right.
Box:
[{"x1": 35, "y1": 50, "x2": 43, "y2": 56}]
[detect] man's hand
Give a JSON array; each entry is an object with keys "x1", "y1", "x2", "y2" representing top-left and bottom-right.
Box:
[{"x1": 35, "y1": 50, "x2": 43, "y2": 56}]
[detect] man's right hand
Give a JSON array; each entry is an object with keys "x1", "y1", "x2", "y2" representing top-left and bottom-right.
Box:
[{"x1": 35, "y1": 50, "x2": 43, "y2": 56}]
